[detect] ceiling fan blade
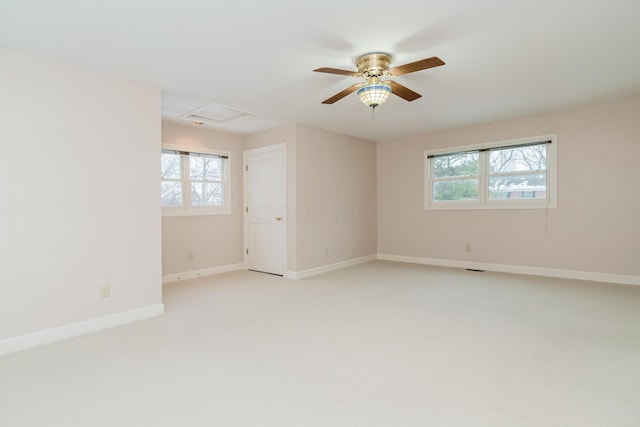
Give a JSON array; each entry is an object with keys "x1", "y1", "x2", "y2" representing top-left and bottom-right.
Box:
[
  {"x1": 389, "y1": 81, "x2": 422, "y2": 101},
  {"x1": 313, "y1": 67, "x2": 361, "y2": 77},
  {"x1": 389, "y1": 56, "x2": 445, "y2": 76},
  {"x1": 321, "y1": 84, "x2": 360, "y2": 104}
]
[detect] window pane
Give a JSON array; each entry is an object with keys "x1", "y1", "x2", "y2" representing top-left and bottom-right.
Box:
[
  {"x1": 490, "y1": 145, "x2": 546, "y2": 174},
  {"x1": 161, "y1": 153, "x2": 181, "y2": 179},
  {"x1": 191, "y1": 182, "x2": 223, "y2": 206},
  {"x1": 489, "y1": 173, "x2": 546, "y2": 200},
  {"x1": 161, "y1": 181, "x2": 182, "y2": 207},
  {"x1": 432, "y1": 153, "x2": 479, "y2": 178},
  {"x1": 190, "y1": 156, "x2": 222, "y2": 181},
  {"x1": 433, "y1": 179, "x2": 478, "y2": 201}
]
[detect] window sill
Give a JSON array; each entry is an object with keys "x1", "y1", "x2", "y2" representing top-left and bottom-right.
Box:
[
  {"x1": 424, "y1": 200, "x2": 557, "y2": 211},
  {"x1": 162, "y1": 207, "x2": 231, "y2": 217}
]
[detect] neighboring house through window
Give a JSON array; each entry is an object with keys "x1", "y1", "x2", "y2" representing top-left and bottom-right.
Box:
[{"x1": 425, "y1": 135, "x2": 557, "y2": 210}]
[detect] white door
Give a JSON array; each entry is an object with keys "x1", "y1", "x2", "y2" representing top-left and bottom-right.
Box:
[{"x1": 245, "y1": 145, "x2": 285, "y2": 275}]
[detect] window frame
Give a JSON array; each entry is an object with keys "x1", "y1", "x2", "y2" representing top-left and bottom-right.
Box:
[
  {"x1": 161, "y1": 144, "x2": 231, "y2": 217},
  {"x1": 424, "y1": 134, "x2": 557, "y2": 211}
]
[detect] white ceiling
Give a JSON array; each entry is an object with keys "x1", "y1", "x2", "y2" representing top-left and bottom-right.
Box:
[{"x1": 2, "y1": 0, "x2": 639, "y2": 142}]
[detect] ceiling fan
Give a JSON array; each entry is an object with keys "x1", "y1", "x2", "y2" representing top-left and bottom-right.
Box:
[{"x1": 314, "y1": 52, "x2": 445, "y2": 109}]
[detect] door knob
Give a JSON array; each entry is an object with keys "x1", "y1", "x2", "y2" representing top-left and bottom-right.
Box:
[{"x1": 275, "y1": 216, "x2": 282, "y2": 221}]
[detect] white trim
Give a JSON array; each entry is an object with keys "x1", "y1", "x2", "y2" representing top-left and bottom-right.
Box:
[
  {"x1": 243, "y1": 143, "x2": 287, "y2": 156},
  {"x1": 162, "y1": 262, "x2": 245, "y2": 284},
  {"x1": 161, "y1": 207, "x2": 231, "y2": 217},
  {"x1": 286, "y1": 254, "x2": 378, "y2": 280},
  {"x1": 243, "y1": 143, "x2": 288, "y2": 276},
  {"x1": 0, "y1": 304, "x2": 164, "y2": 357},
  {"x1": 377, "y1": 254, "x2": 640, "y2": 286},
  {"x1": 424, "y1": 134, "x2": 557, "y2": 211},
  {"x1": 162, "y1": 143, "x2": 230, "y2": 158},
  {"x1": 423, "y1": 133, "x2": 557, "y2": 158},
  {"x1": 161, "y1": 143, "x2": 232, "y2": 216}
]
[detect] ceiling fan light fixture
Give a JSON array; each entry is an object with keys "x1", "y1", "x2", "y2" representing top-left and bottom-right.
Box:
[{"x1": 357, "y1": 77, "x2": 392, "y2": 109}]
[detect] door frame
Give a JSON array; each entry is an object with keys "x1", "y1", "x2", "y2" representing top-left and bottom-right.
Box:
[{"x1": 243, "y1": 143, "x2": 287, "y2": 275}]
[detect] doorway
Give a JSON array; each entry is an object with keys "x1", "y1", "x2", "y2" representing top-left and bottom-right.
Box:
[{"x1": 243, "y1": 144, "x2": 286, "y2": 275}]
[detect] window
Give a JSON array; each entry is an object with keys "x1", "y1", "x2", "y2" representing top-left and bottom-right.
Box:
[
  {"x1": 161, "y1": 146, "x2": 230, "y2": 216},
  {"x1": 431, "y1": 151, "x2": 480, "y2": 202},
  {"x1": 425, "y1": 135, "x2": 557, "y2": 210}
]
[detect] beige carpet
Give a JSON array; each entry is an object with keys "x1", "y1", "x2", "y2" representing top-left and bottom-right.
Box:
[{"x1": 1, "y1": 261, "x2": 639, "y2": 426}]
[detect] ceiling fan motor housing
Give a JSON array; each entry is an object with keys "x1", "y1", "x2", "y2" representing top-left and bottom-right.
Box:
[{"x1": 356, "y1": 52, "x2": 392, "y2": 78}]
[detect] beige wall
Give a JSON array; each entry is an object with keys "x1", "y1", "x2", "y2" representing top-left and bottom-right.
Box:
[
  {"x1": 377, "y1": 97, "x2": 640, "y2": 276},
  {"x1": 242, "y1": 123, "x2": 377, "y2": 273},
  {"x1": 161, "y1": 122, "x2": 244, "y2": 275},
  {"x1": 295, "y1": 124, "x2": 377, "y2": 271},
  {"x1": 0, "y1": 48, "x2": 162, "y2": 340}
]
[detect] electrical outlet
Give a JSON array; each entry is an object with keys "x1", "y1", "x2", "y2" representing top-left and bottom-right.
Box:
[
  {"x1": 100, "y1": 284, "x2": 111, "y2": 298},
  {"x1": 188, "y1": 252, "x2": 194, "y2": 261},
  {"x1": 465, "y1": 243, "x2": 472, "y2": 252},
  {"x1": 324, "y1": 247, "x2": 329, "y2": 255}
]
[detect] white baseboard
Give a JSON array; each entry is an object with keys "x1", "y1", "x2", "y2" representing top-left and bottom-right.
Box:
[
  {"x1": 286, "y1": 254, "x2": 378, "y2": 280},
  {"x1": 162, "y1": 262, "x2": 245, "y2": 284},
  {"x1": 377, "y1": 254, "x2": 640, "y2": 286},
  {"x1": 0, "y1": 303, "x2": 165, "y2": 357}
]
